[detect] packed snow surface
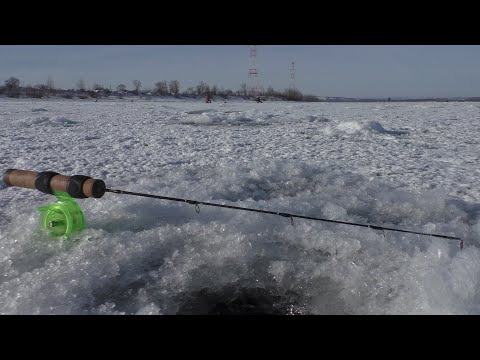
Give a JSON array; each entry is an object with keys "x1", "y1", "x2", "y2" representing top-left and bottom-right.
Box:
[{"x1": 1, "y1": 98, "x2": 480, "y2": 314}]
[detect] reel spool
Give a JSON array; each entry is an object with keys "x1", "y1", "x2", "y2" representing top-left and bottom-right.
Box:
[{"x1": 37, "y1": 192, "x2": 85, "y2": 238}]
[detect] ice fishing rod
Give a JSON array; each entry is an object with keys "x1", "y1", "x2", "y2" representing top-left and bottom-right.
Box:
[{"x1": 2, "y1": 169, "x2": 464, "y2": 249}]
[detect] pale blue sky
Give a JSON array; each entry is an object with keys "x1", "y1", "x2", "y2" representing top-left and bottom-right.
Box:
[{"x1": 1, "y1": 45, "x2": 479, "y2": 98}]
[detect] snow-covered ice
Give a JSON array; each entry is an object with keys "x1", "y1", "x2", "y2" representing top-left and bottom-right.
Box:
[{"x1": 1, "y1": 98, "x2": 480, "y2": 314}]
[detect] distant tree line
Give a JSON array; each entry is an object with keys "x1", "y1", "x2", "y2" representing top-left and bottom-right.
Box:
[{"x1": 0, "y1": 76, "x2": 319, "y2": 102}]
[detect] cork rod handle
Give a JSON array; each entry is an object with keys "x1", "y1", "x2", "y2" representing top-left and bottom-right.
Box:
[{"x1": 2, "y1": 169, "x2": 106, "y2": 198}]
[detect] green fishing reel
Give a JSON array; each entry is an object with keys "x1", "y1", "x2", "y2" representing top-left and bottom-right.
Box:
[{"x1": 37, "y1": 192, "x2": 86, "y2": 238}]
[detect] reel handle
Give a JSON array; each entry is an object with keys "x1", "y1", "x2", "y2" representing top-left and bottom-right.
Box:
[{"x1": 2, "y1": 169, "x2": 106, "y2": 198}]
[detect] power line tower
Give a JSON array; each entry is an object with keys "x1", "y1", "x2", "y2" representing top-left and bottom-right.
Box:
[
  {"x1": 248, "y1": 45, "x2": 259, "y2": 97},
  {"x1": 289, "y1": 61, "x2": 296, "y2": 91}
]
